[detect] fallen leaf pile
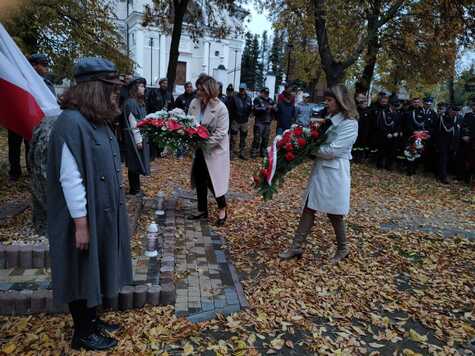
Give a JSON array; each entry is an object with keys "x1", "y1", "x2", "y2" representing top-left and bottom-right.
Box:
[{"x1": 0, "y1": 128, "x2": 474, "y2": 355}]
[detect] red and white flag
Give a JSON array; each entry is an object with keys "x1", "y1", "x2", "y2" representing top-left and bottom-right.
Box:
[{"x1": 0, "y1": 23, "x2": 61, "y2": 140}]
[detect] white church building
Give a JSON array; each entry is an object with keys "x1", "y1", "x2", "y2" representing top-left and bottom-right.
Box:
[{"x1": 111, "y1": 0, "x2": 247, "y2": 94}]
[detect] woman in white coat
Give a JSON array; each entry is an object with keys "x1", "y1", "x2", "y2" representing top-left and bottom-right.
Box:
[
  {"x1": 280, "y1": 84, "x2": 359, "y2": 263},
  {"x1": 188, "y1": 75, "x2": 230, "y2": 226}
]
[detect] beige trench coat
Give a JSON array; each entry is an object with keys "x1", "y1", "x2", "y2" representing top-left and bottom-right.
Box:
[
  {"x1": 304, "y1": 113, "x2": 358, "y2": 215},
  {"x1": 188, "y1": 98, "x2": 230, "y2": 198}
]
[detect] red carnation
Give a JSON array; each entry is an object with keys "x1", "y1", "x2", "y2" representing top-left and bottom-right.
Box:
[
  {"x1": 285, "y1": 143, "x2": 294, "y2": 152},
  {"x1": 185, "y1": 127, "x2": 197, "y2": 136},
  {"x1": 196, "y1": 126, "x2": 210, "y2": 139},
  {"x1": 166, "y1": 120, "x2": 183, "y2": 131},
  {"x1": 294, "y1": 127, "x2": 303, "y2": 136},
  {"x1": 285, "y1": 151, "x2": 296, "y2": 161},
  {"x1": 277, "y1": 140, "x2": 285, "y2": 149},
  {"x1": 260, "y1": 168, "x2": 268, "y2": 178},
  {"x1": 153, "y1": 119, "x2": 165, "y2": 128},
  {"x1": 253, "y1": 176, "x2": 260, "y2": 186},
  {"x1": 297, "y1": 137, "x2": 306, "y2": 147},
  {"x1": 311, "y1": 129, "x2": 320, "y2": 139}
]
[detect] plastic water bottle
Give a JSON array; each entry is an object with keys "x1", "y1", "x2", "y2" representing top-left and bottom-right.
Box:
[{"x1": 145, "y1": 222, "x2": 159, "y2": 257}]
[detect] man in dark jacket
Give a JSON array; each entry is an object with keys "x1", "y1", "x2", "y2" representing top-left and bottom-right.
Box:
[
  {"x1": 228, "y1": 83, "x2": 252, "y2": 160},
  {"x1": 251, "y1": 87, "x2": 275, "y2": 158},
  {"x1": 146, "y1": 77, "x2": 174, "y2": 113},
  {"x1": 276, "y1": 89, "x2": 296, "y2": 135},
  {"x1": 174, "y1": 81, "x2": 195, "y2": 114}
]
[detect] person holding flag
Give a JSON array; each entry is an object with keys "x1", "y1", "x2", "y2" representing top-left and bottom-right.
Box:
[{"x1": 0, "y1": 24, "x2": 60, "y2": 137}]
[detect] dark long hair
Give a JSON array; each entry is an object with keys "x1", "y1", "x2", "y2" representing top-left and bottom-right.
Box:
[
  {"x1": 128, "y1": 81, "x2": 145, "y2": 105},
  {"x1": 61, "y1": 81, "x2": 121, "y2": 123}
]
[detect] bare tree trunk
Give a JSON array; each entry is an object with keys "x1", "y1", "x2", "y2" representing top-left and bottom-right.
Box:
[
  {"x1": 166, "y1": 0, "x2": 190, "y2": 91},
  {"x1": 313, "y1": 0, "x2": 365, "y2": 87},
  {"x1": 355, "y1": 4, "x2": 382, "y2": 95}
]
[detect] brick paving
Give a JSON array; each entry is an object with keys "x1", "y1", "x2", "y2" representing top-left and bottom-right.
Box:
[{"x1": 0, "y1": 192, "x2": 248, "y2": 322}]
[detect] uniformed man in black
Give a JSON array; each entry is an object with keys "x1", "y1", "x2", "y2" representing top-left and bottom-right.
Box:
[
  {"x1": 404, "y1": 97, "x2": 428, "y2": 175},
  {"x1": 353, "y1": 93, "x2": 371, "y2": 162},
  {"x1": 8, "y1": 54, "x2": 55, "y2": 181},
  {"x1": 457, "y1": 98, "x2": 475, "y2": 184},
  {"x1": 369, "y1": 91, "x2": 389, "y2": 157},
  {"x1": 375, "y1": 95, "x2": 403, "y2": 170},
  {"x1": 145, "y1": 77, "x2": 174, "y2": 113},
  {"x1": 422, "y1": 97, "x2": 438, "y2": 173},
  {"x1": 433, "y1": 105, "x2": 459, "y2": 184}
]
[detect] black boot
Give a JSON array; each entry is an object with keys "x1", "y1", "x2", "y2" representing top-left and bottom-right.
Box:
[{"x1": 71, "y1": 332, "x2": 118, "y2": 351}]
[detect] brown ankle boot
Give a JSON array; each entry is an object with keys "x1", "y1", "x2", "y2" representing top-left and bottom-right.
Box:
[
  {"x1": 279, "y1": 210, "x2": 315, "y2": 260},
  {"x1": 328, "y1": 214, "x2": 349, "y2": 264}
]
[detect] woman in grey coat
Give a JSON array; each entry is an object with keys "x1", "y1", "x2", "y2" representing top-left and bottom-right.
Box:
[
  {"x1": 280, "y1": 84, "x2": 359, "y2": 263},
  {"x1": 47, "y1": 58, "x2": 132, "y2": 351}
]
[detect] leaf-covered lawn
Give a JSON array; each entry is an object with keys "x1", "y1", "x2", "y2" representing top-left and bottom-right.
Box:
[{"x1": 0, "y1": 128, "x2": 474, "y2": 354}]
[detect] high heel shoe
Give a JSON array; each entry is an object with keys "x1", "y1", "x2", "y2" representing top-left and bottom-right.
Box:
[
  {"x1": 187, "y1": 211, "x2": 208, "y2": 220},
  {"x1": 216, "y1": 211, "x2": 227, "y2": 226}
]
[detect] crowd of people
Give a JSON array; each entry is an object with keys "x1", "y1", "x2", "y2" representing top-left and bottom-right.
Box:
[
  {"x1": 144, "y1": 80, "x2": 474, "y2": 188},
  {"x1": 354, "y1": 92, "x2": 475, "y2": 185},
  {"x1": 3, "y1": 52, "x2": 474, "y2": 352}
]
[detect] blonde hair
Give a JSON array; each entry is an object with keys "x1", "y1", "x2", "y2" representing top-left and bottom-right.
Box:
[
  {"x1": 325, "y1": 84, "x2": 359, "y2": 120},
  {"x1": 196, "y1": 75, "x2": 219, "y2": 101}
]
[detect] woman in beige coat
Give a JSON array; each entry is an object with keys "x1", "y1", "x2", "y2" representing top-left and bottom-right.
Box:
[
  {"x1": 188, "y1": 75, "x2": 230, "y2": 226},
  {"x1": 280, "y1": 84, "x2": 359, "y2": 263}
]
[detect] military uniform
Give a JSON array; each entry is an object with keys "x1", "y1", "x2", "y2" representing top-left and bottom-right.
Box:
[
  {"x1": 404, "y1": 106, "x2": 428, "y2": 175},
  {"x1": 457, "y1": 108, "x2": 475, "y2": 183},
  {"x1": 421, "y1": 99, "x2": 438, "y2": 173},
  {"x1": 375, "y1": 103, "x2": 403, "y2": 170},
  {"x1": 353, "y1": 106, "x2": 371, "y2": 162},
  {"x1": 433, "y1": 108, "x2": 459, "y2": 183}
]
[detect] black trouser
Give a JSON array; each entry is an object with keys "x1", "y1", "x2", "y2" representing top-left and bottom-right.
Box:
[
  {"x1": 376, "y1": 138, "x2": 397, "y2": 170},
  {"x1": 8, "y1": 130, "x2": 29, "y2": 178},
  {"x1": 128, "y1": 170, "x2": 141, "y2": 194},
  {"x1": 437, "y1": 146, "x2": 450, "y2": 181},
  {"x1": 193, "y1": 149, "x2": 226, "y2": 213},
  {"x1": 69, "y1": 300, "x2": 97, "y2": 338},
  {"x1": 251, "y1": 122, "x2": 271, "y2": 157},
  {"x1": 456, "y1": 142, "x2": 470, "y2": 182}
]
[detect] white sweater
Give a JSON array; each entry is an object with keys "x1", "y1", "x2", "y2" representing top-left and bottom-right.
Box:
[{"x1": 60, "y1": 143, "x2": 87, "y2": 218}]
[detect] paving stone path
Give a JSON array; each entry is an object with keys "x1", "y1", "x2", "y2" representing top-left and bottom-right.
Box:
[{"x1": 0, "y1": 193, "x2": 248, "y2": 322}]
